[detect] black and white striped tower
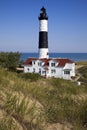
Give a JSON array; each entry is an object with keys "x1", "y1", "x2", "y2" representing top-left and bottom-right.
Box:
[{"x1": 38, "y1": 6, "x2": 49, "y2": 59}]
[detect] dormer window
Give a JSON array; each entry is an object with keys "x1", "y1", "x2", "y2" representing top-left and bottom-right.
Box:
[
  {"x1": 51, "y1": 62, "x2": 55, "y2": 67},
  {"x1": 38, "y1": 62, "x2": 42, "y2": 66},
  {"x1": 33, "y1": 61, "x2": 35, "y2": 64}
]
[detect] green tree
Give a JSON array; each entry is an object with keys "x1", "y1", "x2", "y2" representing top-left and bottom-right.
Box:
[
  {"x1": 0, "y1": 52, "x2": 21, "y2": 71},
  {"x1": 7, "y1": 52, "x2": 21, "y2": 71},
  {"x1": 0, "y1": 52, "x2": 8, "y2": 68}
]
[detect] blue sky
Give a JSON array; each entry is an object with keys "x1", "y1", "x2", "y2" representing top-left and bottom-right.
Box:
[{"x1": 0, "y1": 0, "x2": 87, "y2": 53}]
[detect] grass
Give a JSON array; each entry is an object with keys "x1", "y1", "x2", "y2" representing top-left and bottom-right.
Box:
[
  {"x1": 0, "y1": 67, "x2": 87, "y2": 130},
  {"x1": 0, "y1": 116, "x2": 16, "y2": 130},
  {"x1": 76, "y1": 61, "x2": 87, "y2": 66},
  {"x1": 75, "y1": 61, "x2": 87, "y2": 84},
  {"x1": 78, "y1": 66, "x2": 87, "y2": 83}
]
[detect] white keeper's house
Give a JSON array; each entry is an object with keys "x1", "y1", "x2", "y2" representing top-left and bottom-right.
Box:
[
  {"x1": 24, "y1": 7, "x2": 75, "y2": 80},
  {"x1": 24, "y1": 58, "x2": 75, "y2": 80}
]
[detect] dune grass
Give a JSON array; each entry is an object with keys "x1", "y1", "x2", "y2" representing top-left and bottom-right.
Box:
[
  {"x1": 78, "y1": 65, "x2": 87, "y2": 83},
  {"x1": 0, "y1": 67, "x2": 87, "y2": 130},
  {"x1": 76, "y1": 61, "x2": 87, "y2": 66}
]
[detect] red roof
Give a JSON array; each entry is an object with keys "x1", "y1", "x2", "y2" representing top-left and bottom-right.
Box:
[
  {"x1": 40, "y1": 58, "x2": 51, "y2": 66},
  {"x1": 55, "y1": 58, "x2": 74, "y2": 67},
  {"x1": 24, "y1": 58, "x2": 38, "y2": 65},
  {"x1": 24, "y1": 58, "x2": 74, "y2": 67}
]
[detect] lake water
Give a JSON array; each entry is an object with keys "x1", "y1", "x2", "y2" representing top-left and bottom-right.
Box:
[{"x1": 21, "y1": 53, "x2": 87, "y2": 62}]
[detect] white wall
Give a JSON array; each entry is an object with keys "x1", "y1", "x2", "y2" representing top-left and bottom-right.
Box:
[
  {"x1": 46, "y1": 60, "x2": 63, "y2": 78},
  {"x1": 62, "y1": 63, "x2": 75, "y2": 80},
  {"x1": 24, "y1": 60, "x2": 46, "y2": 76}
]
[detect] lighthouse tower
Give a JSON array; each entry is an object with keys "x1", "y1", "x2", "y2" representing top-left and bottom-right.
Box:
[{"x1": 38, "y1": 6, "x2": 49, "y2": 59}]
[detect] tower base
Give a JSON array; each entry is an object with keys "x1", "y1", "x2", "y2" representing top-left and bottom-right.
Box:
[{"x1": 39, "y1": 48, "x2": 49, "y2": 59}]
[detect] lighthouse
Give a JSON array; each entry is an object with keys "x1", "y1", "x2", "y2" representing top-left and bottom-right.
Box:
[
  {"x1": 38, "y1": 6, "x2": 49, "y2": 59},
  {"x1": 24, "y1": 6, "x2": 75, "y2": 80}
]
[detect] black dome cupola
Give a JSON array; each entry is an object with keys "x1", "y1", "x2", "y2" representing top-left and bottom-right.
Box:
[{"x1": 39, "y1": 6, "x2": 48, "y2": 20}]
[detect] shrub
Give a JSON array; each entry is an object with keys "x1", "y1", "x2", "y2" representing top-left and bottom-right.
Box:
[{"x1": 18, "y1": 73, "x2": 41, "y2": 82}]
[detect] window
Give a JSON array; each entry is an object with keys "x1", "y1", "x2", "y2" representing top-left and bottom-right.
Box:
[
  {"x1": 39, "y1": 68, "x2": 41, "y2": 71},
  {"x1": 38, "y1": 62, "x2": 42, "y2": 66},
  {"x1": 39, "y1": 68, "x2": 41, "y2": 74},
  {"x1": 33, "y1": 68, "x2": 35, "y2": 73},
  {"x1": 64, "y1": 71, "x2": 70, "y2": 75},
  {"x1": 47, "y1": 52, "x2": 49, "y2": 55},
  {"x1": 51, "y1": 69, "x2": 56, "y2": 73},
  {"x1": 27, "y1": 68, "x2": 29, "y2": 71},
  {"x1": 33, "y1": 61, "x2": 35, "y2": 64},
  {"x1": 51, "y1": 62, "x2": 55, "y2": 67},
  {"x1": 42, "y1": 71, "x2": 46, "y2": 74}
]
